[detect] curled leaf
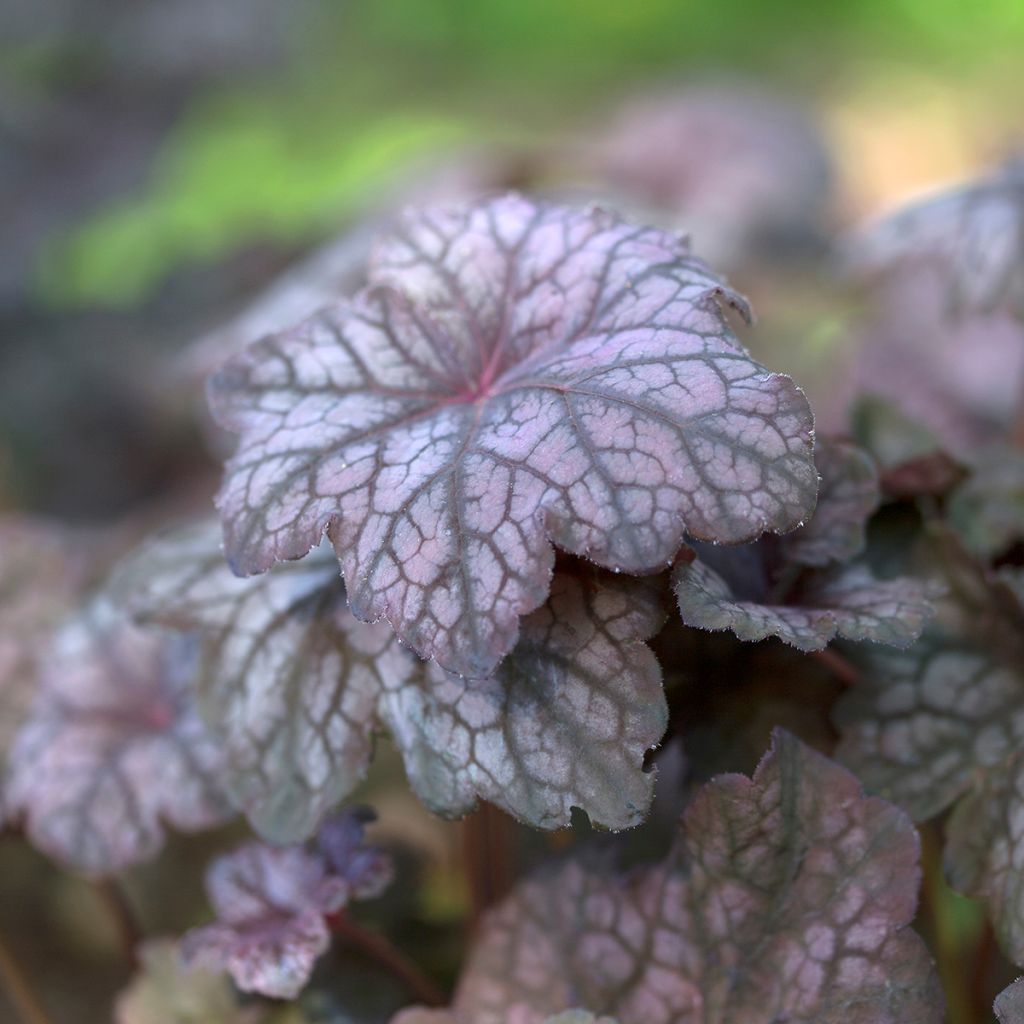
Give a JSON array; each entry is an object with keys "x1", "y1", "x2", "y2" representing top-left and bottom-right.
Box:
[
  {"x1": 210, "y1": 194, "x2": 817, "y2": 676},
  {"x1": 672, "y1": 440, "x2": 935, "y2": 651},
  {"x1": 6, "y1": 598, "x2": 231, "y2": 874},
  {"x1": 118, "y1": 522, "x2": 667, "y2": 839},
  {"x1": 394, "y1": 730, "x2": 941, "y2": 1023},
  {"x1": 183, "y1": 809, "x2": 389, "y2": 1000},
  {"x1": 837, "y1": 530, "x2": 1024, "y2": 961}
]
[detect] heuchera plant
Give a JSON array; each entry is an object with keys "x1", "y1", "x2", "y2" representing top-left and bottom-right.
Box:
[{"x1": 4, "y1": 178, "x2": 1024, "y2": 1023}]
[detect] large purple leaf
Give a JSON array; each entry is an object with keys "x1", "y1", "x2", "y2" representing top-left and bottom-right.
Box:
[
  {"x1": 393, "y1": 731, "x2": 942, "y2": 1024},
  {"x1": 118, "y1": 521, "x2": 667, "y2": 838},
  {"x1": 947, "y1": 445, "x2": 1024, "y2": 558},
  {"x1": 672, "y1": 440, "x2": 935, "y2": 651},
  {"x1": 836, "y1": 530, "x2": 1024, "y2": 961},
  {"x1": 5, "y1": 598, "x2": 231, "y2": 875},
  {"x1": 209, "y1": 194, "x2": 817, "y2": 677},
  {"x1": 997, "y1": 979, "x2": 1024, "y2": 1024},
  {"x1": 847, "y1": 157, "x2": 1024, "y2": 319},
  {"x1": 183, "y1": 809, "x2": 391, "y2": 1000}
]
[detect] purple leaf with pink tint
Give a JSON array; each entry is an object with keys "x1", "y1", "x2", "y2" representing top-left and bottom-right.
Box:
[
  {"x1": 392, "y1": 730, "x2": 942, "y2": 1024},
  {"x1": 997, "y1": 979, "x2": 1024, "y2": 1024},
  {"x1": 209, "y1": 194, "x2": 817, "y2": 677},
  {"x1": 183, "y1": 842, "x2": 347, "y2": 999},
  {"x1": 6, "y1": 598, "x2": 231, "y2": 875},
  {"x1": 118, "y1": 521, "x2": 667, "y2": 837},
  {"x1": 672, "y1": 440, "x2": 936, "y2": 650},
  {"x1": 183, "y1": 808, "x2": 392, "y2": 999}
]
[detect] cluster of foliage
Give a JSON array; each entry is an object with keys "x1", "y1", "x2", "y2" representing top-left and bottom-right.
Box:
[{"x1": 2, "y1": 93, "x2": 1024, "y2": 1024}]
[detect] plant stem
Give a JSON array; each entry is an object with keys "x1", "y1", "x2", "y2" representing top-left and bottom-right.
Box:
[
  {"x1": 331, "y1": 914, "x2": 445, "y2": 1007},
  {"x1": 810, "y1": 647, "x2": 860, "y2": 687},
  {"x1": 919, "y1": 824, "x2": 973, "y2": 1024},
  {"x1": 460, "y1": 802, "x2": 514, "y2": 925},
  {"x1": 0, "y1": 931, "x2": 53, "y2": 1024},
  {"x1": 95, "y1": 878, "x2": 142, "y2": 966}
]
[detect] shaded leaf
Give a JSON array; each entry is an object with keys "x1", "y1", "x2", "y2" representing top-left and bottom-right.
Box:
[
  {"x1": 183, "y1": 809, "x2": 391, "y2": 1000},
  {"x1": 997, "y1": 979, "x2": 1024, "y2": 1024},
  {"x1": 947, "y1": 445, "x2": 1024, "y2": 558},
  {"x1": 394, "y1": 731, "x2": 941, "y2": 1024},
  {"x1": 672, "y1": 440, "x2": 935, "y2": 650},
  {"x1": 837, "y1": 530, "x2": 1024, "y2": 961},
  {"x1": 115, "y1": 939, "x2": 257, "y2": 1024},
  {"x1": 6, "y1": 598, "x2": 231, "y2": 874},
  {"x1": 118, "y1": 521, "x2": 667, "y2": 839},
  {"x1": 847, "y1": 157, "x2": 1024, "y2": 319},
  {"x1": 209, "y1": 193, "x2": 817, "y2": 677}
]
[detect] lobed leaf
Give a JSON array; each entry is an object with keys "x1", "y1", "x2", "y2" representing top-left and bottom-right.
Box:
[
  {"x1": 209, "y1": 193, "x2": 817, "y2": 677},
  {"x1": 183, "y1": 808, "x2": 391, "y2": 1000},
  {"x1": 672, "y1": 440, "x2": 935, "y2": 651},
  {"x1": 6, "y1": 598, "x2": 231, "y2": 875},
  {"x1": 393, "y1": 731, "x2": 942, "y2": 1024},
  {"x1": 183, "y1": 842, "x2": 346, "y2": 1000},
  {"x1": 836, "y1": 530, "x2": 1024, "y2": 961},
  {"x1": 118, "y1": 521, "x2": 667, "y2": 839}
]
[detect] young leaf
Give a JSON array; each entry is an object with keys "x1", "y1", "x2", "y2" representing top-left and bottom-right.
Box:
[
  {"x1": 837, "y1": 530, "x2": 1024, "y2": 961},
  {"x1": 115, "y1": 939, "x2": 257, "y2": 1024},
  {"x1": 847, "y1": 157, "x2": 1024, "y2": 319},
  {"x1": 997, "y1": 979, "x2": 1024, "y2": 1024},
  {"x1": 393, "y1": 730, "x2": 942, "y2": 1024},
  {"x1": 183, "y1": 809, "x2": 391, "y2": 1000},
  {"x1": 672, "y1": 440, "x2": 936, "y2": 651},
  {"x1": 118, "y1": 522, "x2": 667, "y2": 839},
  {"x1": 209, "y1": 194, "x2": 817, "y2": 677},
  {"x1": 6, "y1": 598, "x2": 231, "y2": 875},
  {"x1": 182, "y1": 842, "x2": 347, "y2": 1000}
]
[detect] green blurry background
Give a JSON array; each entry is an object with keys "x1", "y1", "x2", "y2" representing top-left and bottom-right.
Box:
[{"x1": 5, "y1": 0, "x2": 1023, "y2": 310}]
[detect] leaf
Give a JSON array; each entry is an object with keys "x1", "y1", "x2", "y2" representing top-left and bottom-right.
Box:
[
  {"x1": 393, "y1": 731, "x2": 942, "y2": 1024},
  {"x1": 183, "y1": 810, "x2": 391, "y2": 1000},
  {"x1": 6, "y1": 598, "x2": 231, "y2": 875},
  {"x1": 672, "y1": 440, "x2": 936, "y2": 651},
  {"x1": 847, "y1": 157, "x2": 1024, "y2": 319},
  {"x1": 996, "y1": 979, "x2": 1024, "y2": 1024},
  {"x1": 115, "y1": 939, "x2": 258, "y2": 1024},
  {"x1": 183, "y1": 842, "x2": 346, "y2": 1000},
  {"x1": 118, "y1": 522, "x2": 667, "y2": 839},
  {"x1": 209, "y1": 193, "x2": 817, "y2": 677},
  {"x1": 0, "y1": 518, "x2": 93, "y2": 821},
  {"x1": 947, "y1": 445, "x2": 1024, "y2": 558},
  {"x1": 836, "y1": 530, "x2": 1024, "y2": 960}
]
